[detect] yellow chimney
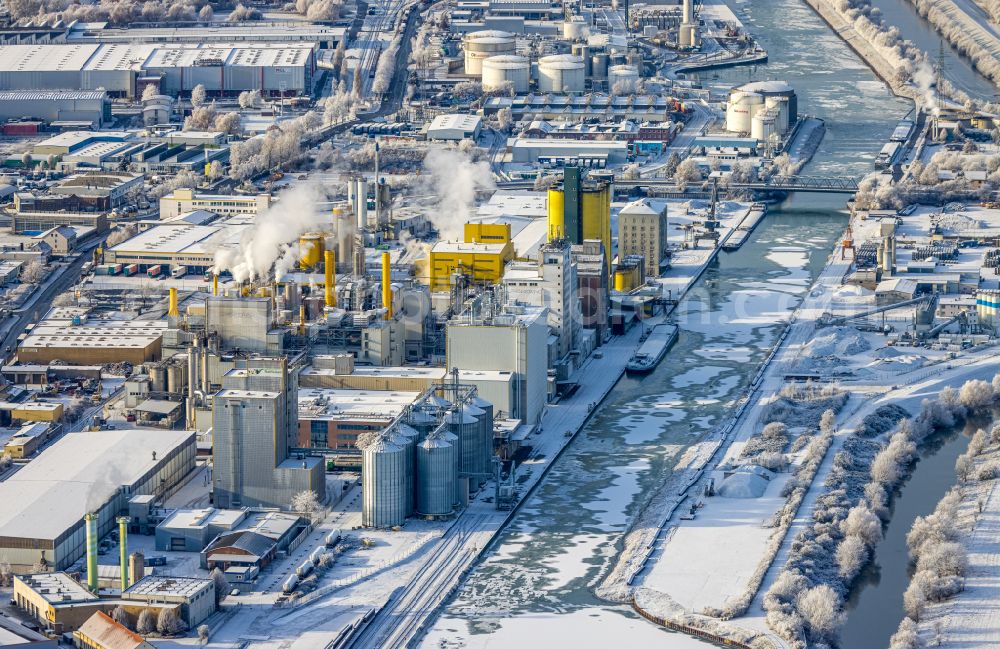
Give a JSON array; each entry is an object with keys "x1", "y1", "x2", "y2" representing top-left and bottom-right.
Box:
[
  {"x1": 381, "y1": 251, "x2": 392, "y2": 320},
  {"x1": 167, "y1": 287, "x2": 179, "y2": 317},
  {"x1": 324, "y1": 249, "x2": 336, "y2": 307},
  {"x1": 212, "y1": 274, "x2": 218, "y2": 296},
  {"x1": 299, "y1": 304, "x2": 307, "y2": 335}
]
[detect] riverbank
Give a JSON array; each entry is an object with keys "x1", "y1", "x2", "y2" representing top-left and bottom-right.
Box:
[
  {"x1": 905, "y1": 0, "x2": 1000, "y2": 90},
  {"x1": 898, "y1": 419, "x2": 1000, "y2": 647},
  {"x1": 800, "y1": 0, "x2": 919, "y2": 102}
]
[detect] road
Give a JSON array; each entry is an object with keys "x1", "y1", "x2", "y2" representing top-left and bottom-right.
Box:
[
  {"x1": 0, "y1": 236, "x2": 103, "y2": 359},
  {"x1": 639, "y1": 103, "x2": 714, "y2": 177}
]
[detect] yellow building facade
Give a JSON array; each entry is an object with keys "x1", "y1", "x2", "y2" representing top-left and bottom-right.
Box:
[
  {"x1": 546, "y1": 169, "x2": 612, "y2": 269},
  {"x1": 428, "y1": 223, "x2": 514, "y2": 292}
]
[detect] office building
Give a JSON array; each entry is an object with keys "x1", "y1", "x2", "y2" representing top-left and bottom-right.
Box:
[{"x1": 159, "y1": 189, "x2": 272, "y2": 219}]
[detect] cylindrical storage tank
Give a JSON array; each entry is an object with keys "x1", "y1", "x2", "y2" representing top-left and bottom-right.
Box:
[
  {"x1": 166, "y1": 364, "x2": 182, "y2": 394},
  {"x1": 538, "y1": 54, "x2": 586, "y2": 93},
  {"x1": 299, "y1": 234, "x2": 324, "y2": 268},
  {"x1": 361, "y1": 438, "x2": 407, "y2": 528},
  {"x1": 437, "y1": 426, "x2": 462, "y2": 505},
  {"x1": 470, "y1": 396, "x2": 494, "y2": 486},
  {"x1": 416, "y1": 434, "x2": 456, "y2": 517},
  {"x1": 387, "y1": 424, "x2": 419, "y2": 516},
  {"x1": 725, "y1": 91, "x2": 764, "y2": 133},
  {"x1": 463, "y1": 30, "x2": 516, "y2": 76},
  {"x1": 751, "y1": 110, "x2": 778, "y2": 142},
  {"x1": 426, "y1": 393, "x2": 451, "y2": 413},
  {"x1": 481, "y1": 55, "x2": 530, "y2": 94},
  {"x1": 591, "y1": 54, "x2": 609, "y2": 79},
  {"x1": 408, "y1": 406, "x2": 438, "y2": 439},
  {"x1": 447, "y1": 408, "x2": 481, "y2": 483},
  {"x1": 150, "y1": 365, "x2": 166, "y2": 393},
  {"x1": 765, "y1": 95, "x2": 790, "y2": 134},
  {"x1": 608, "y1": 64, "x2": 639, "y2": 90},
  {"x1": 563, "y1": 17, "x2": 589, "y2": 40},
  {"x1": 571, "y1": 43, "x2": 591, "y2": 75}
]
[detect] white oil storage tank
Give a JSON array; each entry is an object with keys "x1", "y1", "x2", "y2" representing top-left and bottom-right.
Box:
[
  {"x1": 481, "y1": 55, "x2": 530, "y2": 94},
  {"x1": 725, "y1": 91, "x2": 764, "y2": 133},
  {"x1": 608, "y1": 64, "x2": 639, "y2": 91},
  {"x1": 563, "y1": 16, "x2": 589, "y2": 40},
  {"x1": 463, "y1": 30, "x2": 516, "y2": 77},
  {"x1": 591, "y1": 53, "x2": 609, "y2": 79},
  {"x1": 361, "y1": 437, "x2": 407, "y2": 528},
  {"x1": 538, "y1": 54, "x2": 586, "y2": 93},
  {"x1": 416, "y1": 433, "x2": 456, "y2": 517},
  {"x1": 765, "y1": 95, "x2": 790, "y2": 134},
  {"x1": 751, "y1": 108, "x2": 779, "y2": 142}
]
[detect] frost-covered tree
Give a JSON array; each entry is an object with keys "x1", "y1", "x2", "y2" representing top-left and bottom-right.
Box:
[
  {"x1": 888, "y1": 617, "x2": 923, "y2": 649},
  {"x1": 795, "y1": 584, "x2": 843, "y2": 639},
  {"x1": 836, "y1": 535, "x2": 868, "y2": 581},
  {"x1": 111, "y1": 605, "x2": 129, "y2": 627},
  {"x1": 197, "y1": 624, "x2": 210, "y2": 644},
  {"x1": 21, "y1": 261, "x2": 46, "y2": 284},
  {"x1": 214, "y1": 111, "x2": 242, "y2": 135},
  {"x1": 843, "y1": 503, "x2": 883, "y2": 547},
  {"x1": 136, "y1": 609, "x2": 156, "y2": 635},
  {"x1": 291, "y1": 490, "x2": 321, "y2": 519},
  {"x1": 238, "y1": 89, "x2": 262, "y2": 109},
  {"x1": 156, "y1": 607, "x2": 187, "y2": 635},
  {"x1": 958, "y1": 379, "x2": 994, "y2": 409},
  {"x1": 191, "y1": 84, "x2": 207, "y2": 108},
  {"x1": 210, "y1": 567, "x2": 229, "y2": 604},
  {"x1": 674, "y1": 158, "x2": 703, "y2": 190},
  {"x1": 227, "y1": 3, "x2": 261, "y2": 20},
  {"x1": 198, "y1": 4, "x2": 213, "y2": 21},
  {"x1": 141, "y1": 83, "x2": 159, "y2": 102}
]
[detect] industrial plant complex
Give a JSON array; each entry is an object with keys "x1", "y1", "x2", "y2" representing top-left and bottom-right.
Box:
[{"x1": 0, "y1": 0, "x2": 999, "y2": 647}]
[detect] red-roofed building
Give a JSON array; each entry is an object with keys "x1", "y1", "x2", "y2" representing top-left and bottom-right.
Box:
[{"x1": 72, "y1": 612, "x2": 153, "y2": 649}]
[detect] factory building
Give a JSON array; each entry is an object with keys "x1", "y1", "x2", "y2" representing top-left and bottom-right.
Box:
[
  {"x1": 426, "y1": 113, "x2": 483, "y2": 141},
  {"x1": 0, "y1": 90, "x2": 110, "y2": 127},
  {"x1": 618, "y1": 199, "x2": 669, "y2": 275},
  {"x1": 297, "y1": 387, "x2": 420, "y2": 454},
  {"x1": 0, "y1": 43, "x2": 317, "y2": 98},
  {"x1": 0, "y1": 429, "x2": 196, "y2": 572},
  {"x1": 159, "y1": 189, "x2": 272, "y2": 219},
  {"x1": 428, "y1": 223, "x2": 515, "y2": 293},
  {"x1": 17, "y1": 308, "x2": 166, "y2": 365},
  {"x1": 446, "y1": 304, "x2": 548, "y2": 424},
  {"x1": 205, "y1": 297, "x2": 277, "y2": 354},
  {"x1": 504, "y1": 241, "x2": 580, "y2": 361},
  {"x1": 122, "y1": 576, "x2": 215, "y2": 628},
  {"x1": 510, "y1": 138, "x2": 628, "y2": 167},
  {"x1": 484, "y1": 93, "x2": 677, "y2": 122},
  {"x1": 73, "y1": 611, "x2": 152, "y2": 649},
  {"x1": 547, "y1": 167, "x2": 613, "y2": 269},
  {"x1": 212, "y1": 360, "x2": 325, "y2": 510}
]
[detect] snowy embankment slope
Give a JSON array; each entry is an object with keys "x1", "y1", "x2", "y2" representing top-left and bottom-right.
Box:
[{"x1": 911, "y1": 0, "x2": 1000, "y2": 86}]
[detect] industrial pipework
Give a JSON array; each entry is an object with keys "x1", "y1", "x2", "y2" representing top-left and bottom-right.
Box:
[
  {"x1": 167, "y1": 288, "x2": 180, "y2": 317},
  {"x1": 85, "y1": 512, "x2": 98, "y2": 592},
  {"x1": 382, "y1": 251, "x2": 392, "y2": 319},
  {"x1": 118, "y1": 516, "x2": 130, "y2": 592},
  {"x1": 325, "y1": 249, "x2": 336, "y2": 308}
]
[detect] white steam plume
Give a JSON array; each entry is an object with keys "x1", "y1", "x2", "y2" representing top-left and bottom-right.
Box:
[
  {"x1": 211, "y1": 183, "x2": 335, "y2": 282},
  {"x1": 422, "y1": 148, "x2": 495, "y2": 240},
  {"x1": 912, "y1": 60, "x2": 940, "y2": 116}
]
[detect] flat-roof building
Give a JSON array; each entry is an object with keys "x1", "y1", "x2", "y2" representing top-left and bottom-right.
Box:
[
  {"x1": 159, "y1": 188, "x2": 272, "y2": 220},
  {"x1": 122, "y1": 576, "x2": 215, "y2": 627},
  {"x1": 0, "y1": 429, "x2": 196, "y2": 572},
  {"x1": 427, "y1": 114, "x2": 482, "y2": 140},
  {"x1": 297, "y1": 387, "x2": 420, "y2": 452}
]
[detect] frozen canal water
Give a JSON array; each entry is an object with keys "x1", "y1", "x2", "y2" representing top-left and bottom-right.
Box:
[{"x1": 422, "y1": 0, "x2": 930, "y2": 646}]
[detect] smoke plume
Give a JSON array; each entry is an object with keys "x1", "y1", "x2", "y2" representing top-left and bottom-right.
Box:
[
  {"x1": 211, "y1": 183, "x2": 336, "y2": 282},
  {"x1": 912, "y1": 60, "x2": 940, "y2": 116},
  {"x1": 421, "y1": 148, "x2": 495, "y2": 240}
]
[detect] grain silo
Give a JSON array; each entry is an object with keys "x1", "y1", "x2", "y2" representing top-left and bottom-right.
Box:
[
  {"x1": 538, "y1": 54, "x2": 586, "y2": 93},
  {"x1": 608, "y1": 64, "x2": 639, "y2": 90},
  {"x1": 470, "y1": 395, "x2": 495, "y2": 486},
  {"x1": 416, "y1": 433, "x2": 456, "y2": 517},
  {"x1": 447, "y1": 407, "x2": 480, "y2": 492},
  {"x1": 387, "y1": 424, "x2": 419, "y2": 516},
  {"x1": 408, "y1": 406, "x2": 439, "y2": 439},
  {"x1": 361, "y1": 437, "x2": 407, "y2": 528},
  {"x1": 481, "y1": 55, "x2": 530, "y2": 94},
  {"x1": 463, "y1": 31, "x2": 516, "y2": 76}
]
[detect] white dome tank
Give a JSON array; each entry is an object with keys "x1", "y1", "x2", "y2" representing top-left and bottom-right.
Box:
[
  {"x1": 608, "y1": 64, "x2": 639, "y2": 90},
  {"x1": 482, "y1": 55, "x2": 530, "y2": 93},
  {"x1": 463, "y1": 30, "x2": 516, "y2": 76},
  {"x1": 725, "y1": 91, "x2": 764, "y2": 133},
  {"x1": 563, "y1": 16, "x2": 589, "y2": 40},
  {"x1": 538, "y1": 54, "x2": 586, "y2": 93}
]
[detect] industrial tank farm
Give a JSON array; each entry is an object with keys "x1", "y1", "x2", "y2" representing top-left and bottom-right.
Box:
[
  {"x1": 724, "y1": 80, "x2": 797, "y2": 135},
  {"x1": 537, "y1": 54, "x2": 586, "y2": 93},
  {"x1": 481, "y1": 55, "x2": 530, "y2": 93},
  {"x1": 462, "y1": 30, "x2": 516, "y2": 76}
]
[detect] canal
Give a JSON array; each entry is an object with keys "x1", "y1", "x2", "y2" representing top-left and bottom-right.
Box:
[{"x1": 422, "y1": 0, "x2": 995, "y2": 645}]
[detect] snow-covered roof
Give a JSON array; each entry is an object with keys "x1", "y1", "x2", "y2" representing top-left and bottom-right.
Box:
[{"x1": 736, "y1": 80, "x2": 793, "y2": 94}]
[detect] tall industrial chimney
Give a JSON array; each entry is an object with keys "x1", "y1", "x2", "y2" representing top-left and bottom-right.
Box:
[
  {"x1": 324, "y1": 250, "x2": 337, "y2": 308},
  {"x1": 682, "y1": 0, "x2": 692, "y2": 23},
  {"x1": 381, "y1": 251, "x2": 393, "y2": 320},
  {"x1": 212, "y1": 274, "x2": 219, "y2": 297},
  {"x1": 84, "y1": 513, "x2": 98, "y2": 592},
  {"x1": 118, "y1": 517, "x2": 130, "y2": 592}
]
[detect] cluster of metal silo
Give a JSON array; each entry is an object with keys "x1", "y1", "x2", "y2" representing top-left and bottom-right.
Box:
[{"x1": 361, "y1": 393, "x2": 495, "y2": 527}]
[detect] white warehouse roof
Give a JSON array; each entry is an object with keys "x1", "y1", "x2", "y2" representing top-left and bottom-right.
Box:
[{"x1": 0, "y1": 429, "x2": 195, "y2": 542}]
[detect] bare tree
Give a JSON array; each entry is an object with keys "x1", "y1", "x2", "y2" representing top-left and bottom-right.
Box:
[{"x1": 21, "y1": 261, "x2": 46, "y2": 284}]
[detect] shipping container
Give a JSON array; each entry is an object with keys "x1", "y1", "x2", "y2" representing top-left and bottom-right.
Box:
[
  {"x1": 171, "y1": 265, "x2": 187, "y2": 278},
  {"x1": 147, "y1": 264, "x2": 163, "y2": 278},
  {"x1": 124, "y1": 264, "x2": 138, "y2": 276}
]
